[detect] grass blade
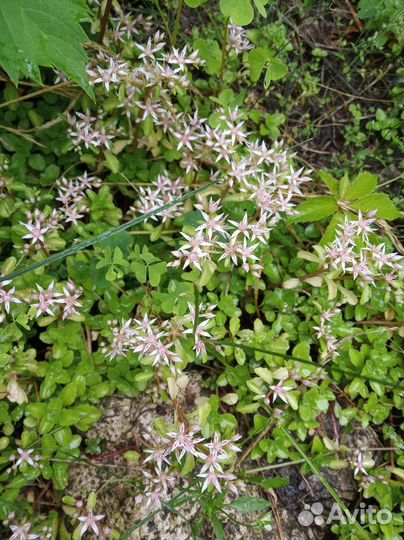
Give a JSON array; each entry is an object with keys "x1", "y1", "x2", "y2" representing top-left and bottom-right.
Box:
[
  {"x1": 280, "y1": 426, "x2": 371, "y2": 539},
  {"x1": 1, "y1": 179, "x2": 219, "y2": 283}
]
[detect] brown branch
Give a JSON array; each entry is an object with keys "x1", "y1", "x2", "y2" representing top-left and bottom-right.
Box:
[
  {"x1": 98, "y1": 0, "x2": 114, "y2": 44},
  {"x1": 344, "y1": 0, "x2": 364, "y2": 32},
  {"x1": 0, "y1": 81, "x2": 73, "y2": 109},
  {"x1": 236, "y1": 421, "x2": 273, "y2": 469}
]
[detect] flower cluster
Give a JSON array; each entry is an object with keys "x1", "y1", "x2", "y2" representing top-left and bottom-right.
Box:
[
  {"x1": 0, "y1": 279, "x2": 83, "y2": 322},
  {"x1": 0, "y1": 279, "x2": 21, "y2": 318},
  {"x1": 82, "y1": 32, "x2": 202, "y2": 133},
  {"x1": 56, "y1": 171, "x2": 102, "y2": 225},
  {"x1": 324, "y1": 212, "x2": 403, "y2": 285},
  {"x1": 77, "y1": 508, "x2": 106, "y2": 538},
  {"x1": 7, "y1": 517, "x2": 39, "y2": 540},
  {"x1": 100, "y1": 303, "x2": 216, "y2": 371},
  {"x1": 111, "y1": 10, "x2": 153, "y2": 43},
  {"x1": 67, "y1": 109, "x2": 117, "y2": 151},
  {"x1": 169, "y1": 199, "x2": 268, "y2": 278},
  {"x1": 137, "y1": 424, "x2": 242, "y2": 510},
  {"x1": 100, "y1": 315, "x2": 180, "y2": 373},
  {"x1": 4, "y1": 513, "x2": 57, "y2": 540},
  {"x1": 130, "y1": 172, "x2": 189, "y2": 223},
  {"x1": 227, "y1": 23, "x2": 253, "y2": 54},
  {"x1": 19, "y1": 209, "x2": 61, "y2": 254},
  {"x1": 350, "y1": 449, "x2": 374, "y2": 478},
  {"x1": 26, "y1": 280, "x2": 83, "y2": 320},
  {"x1": 313, "y1": 307, "x2": 342, "y2": 359},
  {"x1": 253, "y1": 364, "x2": 324, "y2": 414},
  {"x1": 8, "y1": 448, "x2": 41, "y2": 472}
]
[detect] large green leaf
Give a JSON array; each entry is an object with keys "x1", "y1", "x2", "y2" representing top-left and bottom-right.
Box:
[
  {"x1": 346, "y1": 172, "x2": 378, "y2": 201},
  {"x1": 290, "y1": 196, "x2": 338, "y2": 223},
  {"x1": 351, "y1": 193, "x2": 401, "y2": 220},
  {"x1": 0, "y1": 0, "x2": 93, "y2": 96},
  {"x1": 320, "y1": 212, "x2": 344, "y2": 246}
]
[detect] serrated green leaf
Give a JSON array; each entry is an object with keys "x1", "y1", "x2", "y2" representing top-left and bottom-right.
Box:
[
  {"x1": 290, "y1": 196, "x2": 338, "y2": 223},
  {"x1": 351, "y1": 193, "x2": 400, "y2": 220},
  {"x1": 226, "y1": 496, "x2": 271, "y2": 513},
  {"x1": 346, "y1": 172, "x2": 378, "y2": 201},
  {"x1": 339, "y1": 174, "x2": 351, "y2": 199},
  {"x1": 0, "y1": 0, "x2": 93, "y2": 96},
  {"x1": 319, "y1": 170, "x2": 339, "y2": 197},
  {"x1": 220, "y1": 0, "x2": 254, "y2": 26},
  {"x1": 320, "y1": 212, "x2": 344, "y2": 245}
]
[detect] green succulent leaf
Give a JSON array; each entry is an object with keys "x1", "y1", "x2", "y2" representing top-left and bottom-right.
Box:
[
  {"x1": 248, "y1": 47, "x2": 269, "y2": 81},
  {"x1": 253, "y1": 0, "x2": 270, "y2": 17},
  {"x1": 193, "y1": 38, "x2": 222, "y2": 75},
  {"x1": 185, "y1": 0, "x2": 208, "y2": 6},
  {"x1": 219, "y1": 0, "x2": 254, "y2": 26},
  {"x1": 264, "y1": 55, "x2": 288, "y2": 87}
]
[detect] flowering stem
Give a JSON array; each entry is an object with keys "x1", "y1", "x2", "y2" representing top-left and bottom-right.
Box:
[
  {"x1": 172, "y1": 0, "x2": 184, "y2": 47},
  {"x1": 120, "y1": 480, "x2": 198, "y2": 539},
  {"x1": 132, "y1": 87, "x2": 153, "y2": 149},
  {"x1": 153, "y1": 0, "x2": 173, "y2": 43},
  {"x1": 193, "y1": 284, "x2": 200, "y2": 338}
]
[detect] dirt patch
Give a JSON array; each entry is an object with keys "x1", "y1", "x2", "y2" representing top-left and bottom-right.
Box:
[{"x1": 69, "y1": 374, "x2": 379, "y2": 539}]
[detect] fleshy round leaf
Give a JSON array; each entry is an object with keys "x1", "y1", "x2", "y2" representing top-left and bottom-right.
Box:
[{"x1": 220, "y1": 0, "x2": 254, "y2": 26}]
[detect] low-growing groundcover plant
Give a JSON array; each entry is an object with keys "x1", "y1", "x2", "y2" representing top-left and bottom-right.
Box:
[{"x1": 0, "y1": 1, "x2": 403, "y2": 539}]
